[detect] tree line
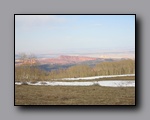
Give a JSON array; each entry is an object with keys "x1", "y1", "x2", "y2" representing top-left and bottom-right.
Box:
[{"x1": 15, "y1": 53, "x2": 135, "y2": 81}]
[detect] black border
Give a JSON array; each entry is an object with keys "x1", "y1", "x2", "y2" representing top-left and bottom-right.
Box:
[{"x1": 14, "y1": 14, "x2": 136, "y2": 107}]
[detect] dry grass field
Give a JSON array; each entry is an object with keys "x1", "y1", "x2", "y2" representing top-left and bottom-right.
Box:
[{"x1": 15, "y1": 76, "x2": 135, "y2": 105}]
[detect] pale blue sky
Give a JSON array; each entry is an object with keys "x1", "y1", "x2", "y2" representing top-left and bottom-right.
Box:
[{"x1": 15, "y1": 15, "x2": 135, "y2": 54}]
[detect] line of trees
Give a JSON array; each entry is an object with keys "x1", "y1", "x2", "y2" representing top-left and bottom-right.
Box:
[
  {"x1": 15, "y1": 53, "x2": 135, "y2": 81},
  {"x1": 94, "y1": 59, "x2": 135, "y2": 75},
  {"x1": 15, "y1": 53, "x2": 47, "y2": 81},
  {"x1": 47, "y1": 59, "x2": 135, "y2": 79}
]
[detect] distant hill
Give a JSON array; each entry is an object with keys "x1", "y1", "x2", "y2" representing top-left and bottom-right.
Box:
[
  {"x1": 38, "y1": 55, "x2": 99, "y2": 65},
  {"x1": 15, "y1": 54, "x2": 133, "y2": 71},
  {"x1": 37, "y1": 56, "x2": 117, "y2": 71}
]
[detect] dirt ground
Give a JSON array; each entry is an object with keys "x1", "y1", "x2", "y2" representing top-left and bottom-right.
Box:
[{"x1": 15, "y1": 85, "x2": 135, "y2": 105}]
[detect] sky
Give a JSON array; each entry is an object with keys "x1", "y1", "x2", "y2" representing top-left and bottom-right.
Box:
[{"x1": 15, "y1": 15, "x2": 135, "y2": 54}]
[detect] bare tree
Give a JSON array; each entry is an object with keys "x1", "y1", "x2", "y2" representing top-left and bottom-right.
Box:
[{"x1": 15, "y1": 53, "x2": 41, "y2": 82}]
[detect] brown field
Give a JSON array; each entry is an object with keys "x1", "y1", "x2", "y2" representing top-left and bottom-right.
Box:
[{"x1": 15, "y1": 76, "x2": 135, "y2": 105}]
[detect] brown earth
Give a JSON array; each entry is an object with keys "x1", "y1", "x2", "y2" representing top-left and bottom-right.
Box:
[{"x1": 15, "y1": 85, "x2": 135, "y2": 105}]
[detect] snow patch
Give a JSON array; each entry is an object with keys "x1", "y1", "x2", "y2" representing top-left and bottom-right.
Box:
[
  {"x1": 15, "y1": 80, "x2": 135, "y2": 87},
  {"x1": 98, "y1": 81, "x2": 135, "y2": 87},
  {"x1": 56, "y1": 74, "x2": 135, "y2": 80}
]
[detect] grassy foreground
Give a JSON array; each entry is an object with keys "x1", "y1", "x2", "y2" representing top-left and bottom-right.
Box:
[{"x1": 15, "y1": 85, "x2": 135, "y2": 105}]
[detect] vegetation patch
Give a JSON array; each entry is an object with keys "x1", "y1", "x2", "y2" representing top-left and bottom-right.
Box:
[{"x1": 15, "y1": 54, "x2": 135, "y2": 82}]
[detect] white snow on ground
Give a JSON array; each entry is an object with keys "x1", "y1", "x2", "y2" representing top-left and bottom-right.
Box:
[
  {"x1": 28, "y1": 81, "x2": 94, "y2": 86},
  {"x1": 97, "y1": 81, "x2": 135, "y2": 87},
  {"x1": 15, "y1": 80, "x2": 135, "y2": 87},
  {"x1": 15, "y1": 74, "x2": 135, "y2": 87},
  {"x1": 15, "y1": 82, "x2": 22, "y2": 85},
  {"x1": 56, "y1": 74, "x2": 135, "y2": 80}
]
